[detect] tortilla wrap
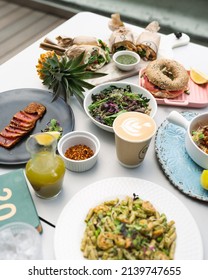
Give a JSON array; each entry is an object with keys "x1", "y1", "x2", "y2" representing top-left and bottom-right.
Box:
[
  {"x1": 109, "y1": 26, "x2": 136, "y2": 53},
  {"x1": 65, "y1": 45, "x2": 107, "y2": 71},
  {"x1": 136, "y1": 21, "x2": 161, "y2": 61},
  {"x1": 72, "y1": 36, "x2": 99, "y2": 46},
  {"x1": 56, "y1": 36, "x2": 73, "y2": 48},
  {"x1": 55, "y1": 35, "x2": 99, "y2": 48},
  {"x1": 108, "y1": 13, "x2": 124, "y2": 31}
]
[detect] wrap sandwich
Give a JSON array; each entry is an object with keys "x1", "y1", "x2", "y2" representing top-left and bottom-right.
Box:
[
  {"x1": 108, "y1": 13, "x2": 124, "y2": 31},
  {"x1": 65, "y1": 44, "x2": 110, "y2": 71},
  {"x1": 56, "y1": 35, "x2": 99, "y2": 47},
  {"x1": 136, "y1": 21, "x2": 161, "y2": 61},
  {"x1": 40, "y1": 35, "x2": 110, "y2": 71},
  {"x1": 109, "y1": 26, "x2": 137, "y2": 54}
]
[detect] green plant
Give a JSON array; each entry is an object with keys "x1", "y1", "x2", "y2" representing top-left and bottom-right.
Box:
[{"x1": 37, "y1": 51, "x2": 107, "y2": 106}]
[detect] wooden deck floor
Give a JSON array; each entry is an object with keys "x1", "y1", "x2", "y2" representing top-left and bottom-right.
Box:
[{"x1": 0, "y1": 0, "x2": 65, "y2": 65}]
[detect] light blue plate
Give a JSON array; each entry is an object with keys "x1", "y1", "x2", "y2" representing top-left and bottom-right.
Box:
[{"x1": 155, "y1": 111, "x2": 208, "y2": 202}]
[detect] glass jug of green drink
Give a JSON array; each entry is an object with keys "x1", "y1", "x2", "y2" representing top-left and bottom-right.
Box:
[{"x1": 25, "y1": 133, "x2": 65, "y2": 199}]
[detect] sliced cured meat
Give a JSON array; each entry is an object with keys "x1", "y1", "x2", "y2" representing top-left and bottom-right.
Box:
[
  {"x1": 24, "y1": 102, "x2": 46, "y2": 117},
  {"x1": 10, "y1": 119, "x2": 34, "y2": 129},
  {"x1": 0, "y1": 135, "x2": 20, "y2": 148},
  {"x1": 21, "y1": 111, "x2": 41, "y2": 122},
  {"x1": 14, "y1": 111, "x2": 38, "y2": 123},
  {"x1": 1, "y1": 126, "x2": 28, "y2": 138},
  {"x1": 4, "y1": 126, "x2": 28, "y2": 135},
  {"x1": 1, "y1": 128, "x2": 22, "y2": 139},
  {"x1": 142, "y1": 73, "x2": 185, "y2": 99},
  {"x1": 0, "y1": 102, "x2": 46, "y2": 149}
]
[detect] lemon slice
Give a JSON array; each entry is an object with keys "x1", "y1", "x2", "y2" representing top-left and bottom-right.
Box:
[
  {"x1": 45, "y1": 131, "x2": 61, "y2": 140},
  {"x1": 200, "y1": 170, "x2": 208, "y2": 190},
  {"x1": 190, "y1": 68, "x2": 208, "y2": 85},
  {"x1": 35, "y1": 133, "x2": 55, "y2": 145}
]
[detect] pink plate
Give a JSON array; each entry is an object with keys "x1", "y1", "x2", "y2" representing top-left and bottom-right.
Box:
[{"x1": 139, "y1": 69, "x2": 208, "y2": 108}]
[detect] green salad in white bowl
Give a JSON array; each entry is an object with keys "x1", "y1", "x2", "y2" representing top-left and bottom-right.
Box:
[{"x1": 84, "y1": 82, "x2": 157, "y2": 132}]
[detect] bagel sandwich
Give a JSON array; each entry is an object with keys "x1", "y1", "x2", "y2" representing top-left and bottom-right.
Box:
[{"x1": 141, "y1": 59, "x2": 189, "y2": 98}]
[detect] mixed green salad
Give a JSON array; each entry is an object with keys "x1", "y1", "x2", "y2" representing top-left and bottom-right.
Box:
[{"x1": 88, "y1": 85, "x2": 151, "y2": 127}]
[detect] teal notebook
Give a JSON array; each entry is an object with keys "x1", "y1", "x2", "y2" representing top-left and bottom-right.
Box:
[{"x1": 0, "y1": 169, "x2": 42, "y2": 233}]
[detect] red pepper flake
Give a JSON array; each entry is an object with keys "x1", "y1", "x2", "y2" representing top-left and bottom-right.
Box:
[{"x1": 64, "y1": 144, "x2": 94, "y2": 160}]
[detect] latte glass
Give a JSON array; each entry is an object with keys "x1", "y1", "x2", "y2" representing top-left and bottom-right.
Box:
[{"x1": 113, "y1": 112, "x2": 156, "y2": 168}]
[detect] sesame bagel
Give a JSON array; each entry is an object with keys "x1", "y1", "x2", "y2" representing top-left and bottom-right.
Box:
[{"x1": 145, "y1": 58, "x2": 189, "y2": 91}]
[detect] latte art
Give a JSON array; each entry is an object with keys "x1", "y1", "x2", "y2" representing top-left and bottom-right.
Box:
[
  {"x1": 113, "y1": 112, "x2": 157, "y2": 167},
  {"x1": 121, "y1": 117, "x2": 152, "y2": 137},
  {"x1": 113, "y1": 112, "x2": 156, "y2": 141}
]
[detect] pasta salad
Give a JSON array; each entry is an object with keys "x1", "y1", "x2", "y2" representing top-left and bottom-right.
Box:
[{"x1": 81, "y1": 194, "x2": 176, "y2": 260}]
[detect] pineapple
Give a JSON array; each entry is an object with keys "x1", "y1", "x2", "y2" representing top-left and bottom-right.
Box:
[{"x1": 36, "y1": 51, "x2": 106, "y2": 106}]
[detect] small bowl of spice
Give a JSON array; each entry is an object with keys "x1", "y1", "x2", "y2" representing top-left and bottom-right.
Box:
[
  {"x1": 113, "y1": 50, "x2": 140, "y2": 71},
  {"x1": 57, "y1": 131, "x2": 100, "y2": 172}
]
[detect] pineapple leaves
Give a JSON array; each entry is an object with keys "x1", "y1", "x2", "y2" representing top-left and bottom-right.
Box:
[
  {"x1": 68, "y1": 52, "x2": 85, "y2": 70},
  {"x1": 39, "y1": 51, "x2": 107, "y2": 107},
  {"x1": 66, "y1": 64, "x2": 88, "y2": 74},
  {"x1": 68, "y1": 81, "x2": 85, "y2": 107},
  {"x1": 51, "y1": 82, "x2": 64, "y2": 102},
  {"x1": 71, "y1": 71, "x2": 107, "y2": 80},
  {"x1": 69, "y1": 78, "x2": 95, "y2": 90}
]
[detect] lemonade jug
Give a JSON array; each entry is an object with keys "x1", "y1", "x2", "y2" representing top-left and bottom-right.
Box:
[{"x1": 25, "y1": 133, "x2": 65, "y2": 199}]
